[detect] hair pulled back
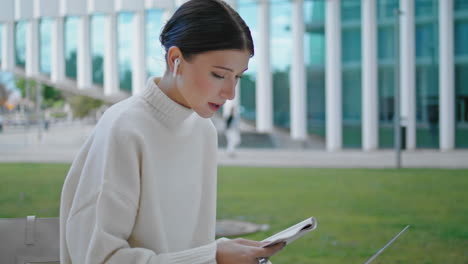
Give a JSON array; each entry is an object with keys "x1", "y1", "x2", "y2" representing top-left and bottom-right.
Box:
[{"x1": 160, "y1": 0, "x2": 254, "y2": 62}]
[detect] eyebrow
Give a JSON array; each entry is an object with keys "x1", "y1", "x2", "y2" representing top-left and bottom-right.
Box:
[{"x1": 213, "y1": 66, "x2": 248, "y2": 73}]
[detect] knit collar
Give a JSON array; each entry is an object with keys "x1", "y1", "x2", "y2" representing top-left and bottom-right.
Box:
[{"x1": 140, "y1": 77, "x2": 194, "y2": 126}]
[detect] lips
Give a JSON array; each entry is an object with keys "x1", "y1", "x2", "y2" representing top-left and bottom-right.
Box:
[{"x1": 208, "y1": 102, "x2": 222, "y2": 112}]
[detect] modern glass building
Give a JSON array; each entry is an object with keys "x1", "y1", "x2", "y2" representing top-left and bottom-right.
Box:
[{"x1": 0, "y1": 0, "x2": 466, "y2": 151}]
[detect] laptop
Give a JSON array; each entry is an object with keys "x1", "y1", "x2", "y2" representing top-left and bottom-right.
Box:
[{"x1": 363, "y1": 225, "x2": 410, "y2": 264}]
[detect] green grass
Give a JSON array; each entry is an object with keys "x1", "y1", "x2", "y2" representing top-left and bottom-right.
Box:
[{"x1": 1, "y1": 164, "x2": 468, "y2": 263}]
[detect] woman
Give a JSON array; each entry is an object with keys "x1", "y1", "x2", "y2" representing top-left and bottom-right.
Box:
[{"x1": 59, "y1": 0, "x2": 284, "y2": 263}]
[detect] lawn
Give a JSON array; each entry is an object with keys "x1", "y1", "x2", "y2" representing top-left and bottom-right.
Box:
[{"x1": 1, "y1": 163, "x2": 467, "y2": 263}]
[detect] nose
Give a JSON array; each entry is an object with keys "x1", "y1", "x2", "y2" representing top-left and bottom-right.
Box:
[{"x1": 220, "y1": 80, "x2": 236, "y2": 100}]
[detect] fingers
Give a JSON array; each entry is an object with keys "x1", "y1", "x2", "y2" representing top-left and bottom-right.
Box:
[
  {"x1": 233, "y1": 238, "x2": 264, "y2": 247},
  {"x1": 253, "y1": 242, "x2": 286, "y2": 258}
]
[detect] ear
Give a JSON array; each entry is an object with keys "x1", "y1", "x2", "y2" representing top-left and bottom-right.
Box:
[{"x1": 167, "y1": 46, "x2": 184, "y2": 74}]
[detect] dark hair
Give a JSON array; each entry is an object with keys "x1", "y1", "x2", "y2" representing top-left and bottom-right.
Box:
[{"x1": 160, "y1": 0, "x2": 254, "y2": 62}]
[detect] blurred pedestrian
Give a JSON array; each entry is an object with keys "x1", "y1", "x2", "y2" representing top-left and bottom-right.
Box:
[{"x1": 225, "y1": 105, "x2": 241, "y2": 157}]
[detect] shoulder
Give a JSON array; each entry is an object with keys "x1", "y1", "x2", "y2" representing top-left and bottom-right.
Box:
[{"x1": 93, "y1": 97, "x2": 149, "y2": 141}]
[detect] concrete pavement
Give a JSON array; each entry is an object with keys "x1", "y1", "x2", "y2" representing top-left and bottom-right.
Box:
[{"x1": 1, "y1": 122, "x2": 467, "y2": 168}]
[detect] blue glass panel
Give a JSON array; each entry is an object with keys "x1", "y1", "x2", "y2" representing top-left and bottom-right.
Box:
[
  {"x1": 377, "y1": 0, "x2": 399, "y2": 20},
  {"x1": 455, "y1": 64, "x2": 468, "y2": 148},
  {"x1": 118, "y1": 12, "x2": 133, "y2": 92},
  {"x1": 238, "y1": 0, "x2": 258, "y2": 122},
  {"x1": 146, "y1": 9, "x2": 165, "y2": 78},
  {"x1": 416, "y1": 23, "x2": 437, "y2": 59},
  {"x1": 455, "y1": 21, "x2": 468, "y2": 56},
  {"x1": 455, "y1": 0, "x2": 468, "y2": 10},
  {"x1": 415, "y1": 0, "x2": 436, "y2": 18},
  {"x1": 342, "y1": 29, "x2": 361, "y2": 63},
  {"x1": 342, "y1": 0, "x2": 361, "y2": 22},
  {"x1": 305, "y1": 0, "x2": 326, "y2": 142},
  {"x1": 271, "y1": 0, "x2": 292, "y2": 129},
  {"x1": 455, "y1": 3, "x2": 468, "y2": 148},
  {"x1": 39, "y1": 18, "x2": 52, "y2": 75},
  {"x1": 0, "y1": 24, "x2": 3, "y2": 65},
  {"x1": 342, "y1": 1, "x2": 362, "y2": 148},
  {"x1": 15, "y1": 21, "x2": 27, "y2": 68},
  {"x1": 65, "y1": 17, "x2": 78, "y2": 79},
  {"x1": 378, "y1": 0, "x2": 398, "y2": 148},
  {"x1": 91, "y1": 14, "x2": 105, "y2": 86},
  {"x1": 415, "y1": 0, "x2": 439, "y2": 148}
]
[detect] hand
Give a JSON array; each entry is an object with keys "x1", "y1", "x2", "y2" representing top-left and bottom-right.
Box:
[{"x1": 216, "y1": 238, "x2": 286, "y2": 264}]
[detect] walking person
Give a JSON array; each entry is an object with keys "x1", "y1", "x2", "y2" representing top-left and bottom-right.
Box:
[
  {"x1": 59, "y1": 0, "x2": 285, "y2": 263},
  {"x1": 225, "y1": 105, "x2": 241, "y2": 157}
]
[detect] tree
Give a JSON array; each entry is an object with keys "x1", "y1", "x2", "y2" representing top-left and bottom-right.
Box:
[
  {"x1": 15, "y1": 77, "x2": 64, "y2": 108},
  {"x1": 0, "y1": 82, "x2": 12, "y2": 110},
  {"x1": 68, "y1": 95, "x2": 104, "y2": 118}
]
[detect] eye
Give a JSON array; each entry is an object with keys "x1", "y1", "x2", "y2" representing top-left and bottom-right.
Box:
[
  {"x1": 235, "y1": 75, "x2": 243, "y2": 80},
  {"x1": 211, "y1": 72, "x2": 225, "y2": 79}
]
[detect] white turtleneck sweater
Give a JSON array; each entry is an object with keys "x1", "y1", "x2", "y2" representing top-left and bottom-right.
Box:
[{"x1": 60, "y1": 78, "x2": 219, "y2": 264}]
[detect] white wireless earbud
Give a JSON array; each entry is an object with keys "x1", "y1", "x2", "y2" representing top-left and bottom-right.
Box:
[{"x1": 172, "y1": 58, "x2": 180, "y2": 77}]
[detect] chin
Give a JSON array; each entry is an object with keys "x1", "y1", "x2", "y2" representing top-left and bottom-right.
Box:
[{"x1": 196, "y1": 111, "x2": 214, "y2": 119}]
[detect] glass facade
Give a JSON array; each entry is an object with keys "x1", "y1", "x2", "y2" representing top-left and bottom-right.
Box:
[
  {"x1": 146, "y1": 9, "x2": 165, "y2": 78},
  {"x1": 64, "y1": 16, "x2": 78, "y2": 79},
  {"x1": 271, "y1": 0, "x2": 292, "y2": 129},
  {"x1": 455, "y1": 0, "x2": 468, "y2": 148},
  {"x1": 0, "y1": 24, "x2": 3, "y2": 65},
  {"x1": 91, "y1": 14, "x2": 105, "y2": 86},
  {"x1": 377, "y1": 0, "x2": 398, "y2": 148},
  {"x1": 342, "y1": 0, "x2": 362, "y2": 148},
  {"x1": 415, "y1": 0, "x2": 439, "y2": 148},
  {"x1": 238, "y1": 0, "x2": 258, "y2": 122},
  {"x1": 118, "y1": 12, "x2": 133, "y2": 92},
  {"x1": 1, "y1": 0, "x2": 465, "y2": 150},
  {"x1": 305, "y1": 0, "x2": 326, "y2": 141},
  {"x1": 15, "y1": 21, "x2": 26, "y2": 68},
  {"x1": 39, "y1": 18, "x2": 52, "y2": 75}
]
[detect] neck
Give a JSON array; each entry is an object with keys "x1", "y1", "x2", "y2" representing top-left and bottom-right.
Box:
[{"x1": 155, "y1": 72, "x2": 190, "y2": 109}]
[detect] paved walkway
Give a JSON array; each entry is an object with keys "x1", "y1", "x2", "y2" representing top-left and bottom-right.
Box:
[{"x1": 1, "y1": 122, "x2": 467, "y2": 168}]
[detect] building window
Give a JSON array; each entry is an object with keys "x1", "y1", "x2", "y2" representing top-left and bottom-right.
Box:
[
  {"x1": 342, "y1": 0, "x2": 362, "y2": 148},
  {"x1": 378, "y1": 0, "x2": 398, "y2": 148},
  {"x1": 305, "y1": 0, "x2": 326, "y2": 142},
  {"x1": 146, "y1": 9, "x2": 165, "y2": 78},
  {"x1": 15, "y1": 21, "x2": 27, "y2": 68},
  {"x1": 415, "y1": 0, "x2": 439, "y2": 148},
  {"x1": 118, "y1": 12, "x2": 133, "y2": 92},
  {"x1": 65, "y1": 16, "x2": 78, "y2": 79},
  {"x1": 91, "y1": 14, "x2": 105, "y2": 86},
  {"x1": 455, "y1": 3, "x2": 468, "y2": 148},
  {"x1": 39, "y1": 18, "x2": 52, "y2": 75},
  {"x1": 238, "y1": 0, "x2": 258, "y2": 122},
  {"x1": 271, "y1": 0, "x2": 292, "y2": 129}
]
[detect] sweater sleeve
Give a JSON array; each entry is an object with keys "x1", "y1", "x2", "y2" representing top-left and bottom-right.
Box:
[{"x1": 64, "y1": 118, "x2": 217, "y2": 264}]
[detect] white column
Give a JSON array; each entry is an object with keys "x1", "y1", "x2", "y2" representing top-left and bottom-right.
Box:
[
  {"x1": 51, "y1": 17, "x2": 65, "y2": 82},
  {"x1": 400, "y1": 0, "x2": 416, "y2": 150},
  {"x1": 439, "y1": 0, "x2": 455, "y2": 150},
  {"x1": 1, "y1": 21, "x2": 15, "y2": 71},
  {"x1": 104, "y1": 13, "x2": 119, "y2": 96},
  {"x1": 362, "y1": 0, "x2": 378, "y2": 151},
  {"x1": 290, "y1": 0, "x2": 307, "y2": 140},
  {"x1": 325, "y1": 0, "x2": 342, "y2": 151},
  {"x1": 77, "y1": 15, "x2": 91, "y2": 89},
  {"x1": 256, "y1": 0, "x2": 273, "y2": 133},
  {"x1": 132, "y1": 10, "x2": 146, "y2": 95},
  {"x1": 26, "y1": 19, "x2": 39, "y2": 77}
]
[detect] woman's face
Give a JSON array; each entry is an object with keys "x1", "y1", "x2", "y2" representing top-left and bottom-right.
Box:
[{"x1": 175, "y1": 49, "x2": 250, "y2": 118}]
